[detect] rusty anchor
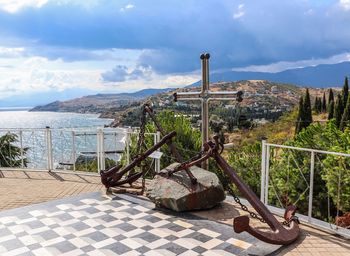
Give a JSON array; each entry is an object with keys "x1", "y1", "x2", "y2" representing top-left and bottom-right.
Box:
[
  {"x1": 100, "y1": 103, "x2": 199, "y2": 189},
  {"x1": 100, "y1": 131, "x2": 176, "y2": 188},
  {"x1": 176, "y1": 136, "x2": 300, "y2": 245}
]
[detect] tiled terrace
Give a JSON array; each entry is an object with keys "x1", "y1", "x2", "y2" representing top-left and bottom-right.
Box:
[{"x1": 0, "y1": 170, "x2": 349, "y2": 256}]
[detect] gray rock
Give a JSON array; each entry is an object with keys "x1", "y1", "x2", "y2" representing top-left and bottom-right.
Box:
[{"x1": 146, "y1": 163, "x2": 225, "y2": 212}]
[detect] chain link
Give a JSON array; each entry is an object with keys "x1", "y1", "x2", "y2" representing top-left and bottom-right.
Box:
[
  {"x1": 133, "y1": 106, "x2": 147, "y2": 160},
  {"x1": 227, "y1": 185, "x2": 267, "y2": 224},
  {"x1": 227, "y1": 185, "x2": 297, "y2": 227}
]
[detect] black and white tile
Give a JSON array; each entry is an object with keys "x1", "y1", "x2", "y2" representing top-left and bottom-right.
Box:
[{"x1": 0, "y1": 192, "x2": 280, "y2": 255}]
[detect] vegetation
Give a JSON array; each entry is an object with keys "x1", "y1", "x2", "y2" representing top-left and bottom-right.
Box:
[
  {"x1": 146, "y1": 110, "x2": 202, "y2": 169},
  {"x1": 74, "y1": 156, "x2": 116, "y2": 173},
  {"x1": 328, "y1": 88, "x2": 335, "y2": 120},
  {"x1": 222, "y1": 79, "x2": 350, "y2": 224},
  {"x1": 295, "y1": 89, "x2": 313, "y2": 134},
  {"x1": 107, "y1": 78, "x2": 350, "y2": 226},
  {"x1": 334, "y1": 94, "x2": 344, "y2": 128},
  {"x1": 0, "y1": 133, "x2": 28, "y2": 167}
]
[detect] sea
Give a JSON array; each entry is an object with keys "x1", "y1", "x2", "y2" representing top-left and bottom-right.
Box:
[
  {"x1": 0, "y1": 109, "x2": 113, "y2": 129},
  {"x1": 0, "y1": 109, "x2": 125, "y2": 170}
]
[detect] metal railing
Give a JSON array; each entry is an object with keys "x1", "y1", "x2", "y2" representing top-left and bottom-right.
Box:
[
  {"x1": 0, "y1": 127, "x2": 160, "y2": 174},
  {"x1": 261, "y1": 140, "x2": 350, "y2": 238}
]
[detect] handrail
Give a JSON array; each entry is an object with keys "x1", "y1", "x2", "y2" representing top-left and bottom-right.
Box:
[{"x1": 265, "y1": 143, "x2": 350, "y2": 157}]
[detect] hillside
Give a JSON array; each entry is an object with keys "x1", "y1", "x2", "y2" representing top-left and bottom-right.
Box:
[
  {"x1": 189, "y1": 62, "x2": 350, "y2": 88},
  {"x1": 111, "y1": 80, "x2": 330, "y2": 127},
  {"x1": 30, "y1": 80, "x2": 334, "y2": 128},
  {"x1": 30, "y1": 88, "x2": 172, "y2": 113}
]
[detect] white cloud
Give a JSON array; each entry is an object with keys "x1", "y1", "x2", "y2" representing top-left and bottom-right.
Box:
[
  {"x1": 0, "y1": 47, "x2": 25, "y2": 58},
  {"x1": 233, "y1": 4, "x2": 245, "y2": 19},
  {"x1": 340, "y1": 0, "x2": 350, "y2": 10},
  {"x1": 100, "y1": 72, "x2": 199, "y2": 93},
  {"x1": 120, "y1": 3, "x2": 134, "y2": 12},
  {"x1": 0, "y1": 57, "x2": 103, "y2": 99},
  {"x1": 0, "y1": 0, "x2": 48, "y2": 13},
  {"x1": 0, "y1": 53, "x2": 199, "y2": 100},
  {"x1": 232, "y1": 52, "x2": 350, "y2": 73},
  {"x1": 304, "y1": 9, "x2": 314, "y2": 15}
]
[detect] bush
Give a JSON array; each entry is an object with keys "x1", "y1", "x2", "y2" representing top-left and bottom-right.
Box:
[{"x1": 0, "y1": 133, "x2": 28, "y2": 167}]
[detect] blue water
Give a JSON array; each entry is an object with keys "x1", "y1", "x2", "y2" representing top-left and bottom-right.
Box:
[
  {"x1": 0, "y1": 111, "x2": 122, "y2": 170},
  {"x1": 0, "y1": 111, "x2": 113, "y2": 129}
]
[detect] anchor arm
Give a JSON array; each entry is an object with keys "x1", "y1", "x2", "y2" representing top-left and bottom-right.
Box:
[
  {"x1": 100, "y1": 131, "x2": 177, "y2": 188},
  {"x1": 168, "y1": 138, "x2": 299, "y2": 244},
  {"x1": 213, "y1": 152, "x2": 300, "y2": 245}
]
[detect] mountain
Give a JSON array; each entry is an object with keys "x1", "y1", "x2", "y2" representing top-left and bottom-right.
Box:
[
  {"x1": 111, "y1": 80, "x2": 314, "y2": 127},
  {"x1": 30, "y1": 88, "x2": 172, "y2": 113},
  {"x1": 189, "y1": 61, "x2": 350, "y2": 88},
  {"x1": 0, "y1": 88, "x2": 99, "y2": 108}
]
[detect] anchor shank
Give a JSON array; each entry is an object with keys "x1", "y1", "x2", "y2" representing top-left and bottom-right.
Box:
[{"x1": 214, "y1": 153, "x2": 281, "y2": 230}]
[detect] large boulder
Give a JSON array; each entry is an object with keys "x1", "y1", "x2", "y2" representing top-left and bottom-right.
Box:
[{"x1": 146, "y1": 163, "x2": 225, "y2": 212}]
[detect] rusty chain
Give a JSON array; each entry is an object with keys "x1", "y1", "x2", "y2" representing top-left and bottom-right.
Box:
[
  {"x1": 227, "y1": 185, "x2": 267, "y2": 224},
  {"x1": 134, "y1": 105, "x2": 147, "y2": 160},
  {"x1": 227, "y1": 185, "x2": 297, "y2": 227}
]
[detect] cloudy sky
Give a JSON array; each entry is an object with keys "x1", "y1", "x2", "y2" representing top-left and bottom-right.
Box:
[{"x1": 0, "y1": 0, "x2": 350, "y2": 100}]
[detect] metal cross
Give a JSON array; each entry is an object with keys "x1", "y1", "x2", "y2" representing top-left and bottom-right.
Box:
[{"x1": 173, "y1": 53, "x2": 243, "y2": 169}]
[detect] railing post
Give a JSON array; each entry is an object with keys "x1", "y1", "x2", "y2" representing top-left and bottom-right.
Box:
[
  {"x1": 96, "y1": 128, "x2": 105, "y2": 173},
  {"x1": 264, "y1": 144, "x2": 270, "y2": 205},
  {"x1": 19, "y1": 129, "x2": 24, "y2": 168},
  {"x1": 100, "y1": 129, "x2": 105, "y2": 171},
  {"x1": 97, "y1": 130, "x2": 100, "y2": 173},
  {"x1": 154, "y1": 131, "x2": 161, "y2": 173},
  {"x1": 45, "y1": 127, "x2": 53, "y2": 171},
  {"x1": 72, "y1": 131, "x2": 76, "y2": 172},
  {"x1": 260, "y1": 139, "x2": 267, "y2": 203},
  {"x1": 126, "y1": 129, "x2": 131, "y2": 165},
  {"x1": 308, "y1": 151, "x2": 315, "y2": 223}
]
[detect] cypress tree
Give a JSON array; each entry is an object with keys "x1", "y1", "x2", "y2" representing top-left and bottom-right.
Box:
[
  {"x1": 322, "y1": 92, "x2": 327, "y2": 112},
  {"x1": 340, "y1": 95, "x2": 350, "y2": 130},
  {"x1": 295, "y1": 97, "x2": 304, "y2": 134},
  {"x1": 328, "y1": 100, "x2": 335, "y2": 120},
  {"x1": 328, "y1": 88, "x2": 334, "y2": 103},
  {"x1": 304, "y1": 89, "x2": 313, "y2": 127},
  {"x1": 328, "y1": 89, "x2": 335, "y2": 120},
  {"x1": 334, "y1": 94, "x2": 344, "y2": 128},
  {"x1": 342, "y1": 76, "x2": 349, "y2": 108},
  {"x1": 317, "y1": 97, "x2": 322, "y2": 113},
  {"x1": 313, "y1": 97, "x2": 319, "y2": 113}
]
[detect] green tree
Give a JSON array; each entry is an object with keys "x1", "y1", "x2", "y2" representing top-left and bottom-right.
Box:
[
  {"x1": 313, "y1": 97, "x2": 320, "y2": 113},
  {"x1": 269, "y1": 121, "x2": 350, "y2": 219},
  {"x1": 0, "y1": 133, "x2": 28, "y2": 167},
  {"x1": 209, "y1": 115, "x2": 225, "y2": 134},
  {"x1": 322, "y1": 92, "x2": 327, "y2": 112},
  {"x1": 316, "y1": 97, "x2": 322, "y2": 113},
  {"x1": 146, "y1": 110, "x2": 201, "y2": 169},
  {"x1": 340, "y1": 95, "x2": 350, "y2": 130},
  {"x1": 342, "y1": 77, "x2": 349, "y2": 107},
  {"x1": 328, "y1": 89, "x2": 335, "y2": 120},
  {"x1": 303, "y1": 89, "x2": 313, "y2": 127},
  {"x1": 295, "y1": 97, "x2": 304, "y2": 134},
  {"x1": 334, "y1": 94, "x2": 344, "y2": 128},
  {"x1": 328, "y1": 100, "x2": 335, "y2": 120},
  {"x1": 228, "y1": 141, "x2": 262, "y2": 197},
  {"x1": 328, "y1": 88, "x2": 334, "y2": 103}
]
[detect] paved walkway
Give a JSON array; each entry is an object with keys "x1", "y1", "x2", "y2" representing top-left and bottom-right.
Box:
[
  {"x1": 0, "y1": 170, "x2": 349, "y2": 255},
  {"x1": 0, "y1": 170, "x2": 103, "y2": 211}
]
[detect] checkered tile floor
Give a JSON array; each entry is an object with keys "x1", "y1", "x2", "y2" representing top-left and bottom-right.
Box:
[{"x1": 0, "y1": 192, "x2": 280, "y2": 255}]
